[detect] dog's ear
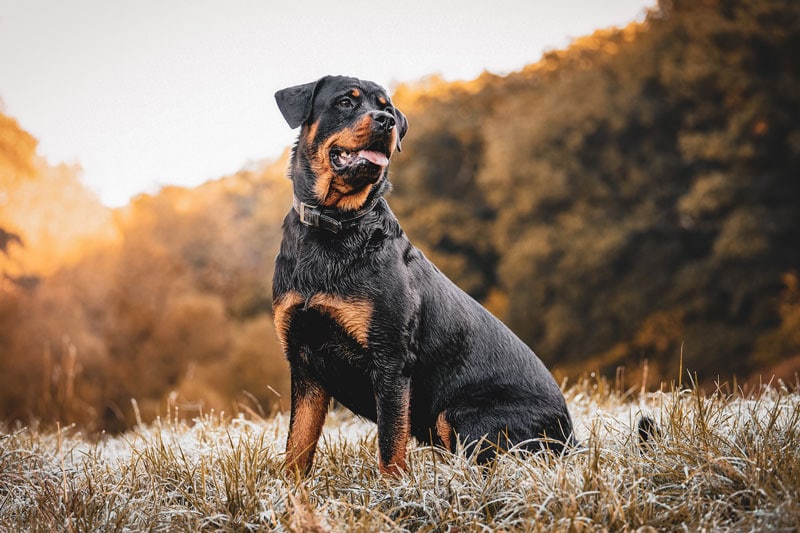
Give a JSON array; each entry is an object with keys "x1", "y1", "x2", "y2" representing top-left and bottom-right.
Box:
[
  {"x1": 393, "y1": 107, "x2": 408, "y2": 152},
  {"x1": 275, "y1": 78, "x2": 325, "y2": 129}
]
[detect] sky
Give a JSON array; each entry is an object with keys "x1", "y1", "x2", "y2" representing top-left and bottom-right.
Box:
[{"x1": 0, "y1": 0, "x2": 653, "y2": 207}]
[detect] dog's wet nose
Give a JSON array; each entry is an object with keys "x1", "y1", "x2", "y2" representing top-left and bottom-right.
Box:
[{"x1": 372, "y1": 111, "x2": 396, "y2": 131}]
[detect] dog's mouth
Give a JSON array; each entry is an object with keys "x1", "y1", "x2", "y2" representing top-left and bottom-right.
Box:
[{"x1": 330, "y1": 141, "x2": 390, "y2": 172}]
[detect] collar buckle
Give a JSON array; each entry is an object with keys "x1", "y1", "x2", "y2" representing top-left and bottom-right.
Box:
[{"x1": 298, "y1": 202, "x2": 319, "y2": 228}]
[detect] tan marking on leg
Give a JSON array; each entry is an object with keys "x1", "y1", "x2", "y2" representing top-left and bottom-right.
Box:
[
  {"x1": 379, "y1": 388, "x2": 410, "y2": 476},
  {"x1": 308, "y1": 294, "x2": 372, "y2": 348},
  {"x1": 273, "y1": 291, "x2": 304, "y2": 352},
  {"x1": 285, "y1": 384, "x2": 330, "y2": 477},
  {"x1": 436, "y1": 410, "x2": 453, "y2": 451}
]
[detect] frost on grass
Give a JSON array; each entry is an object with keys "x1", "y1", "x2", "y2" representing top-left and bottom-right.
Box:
[{"x1": 1, "y1": 382, "x2": 799, "y2": 531}]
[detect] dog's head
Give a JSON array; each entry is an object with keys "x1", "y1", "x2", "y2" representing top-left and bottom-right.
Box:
[{"x1": 275, "y1": 75, "x2": 408, "y2": 211}]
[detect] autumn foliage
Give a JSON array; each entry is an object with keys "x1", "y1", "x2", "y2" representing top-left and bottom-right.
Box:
[
  {"x1": 1, "y1": 0, "x2": 799, "y2": 430},
  {"x1": 0, "y1": 135, "x2": 293, "y2": 430},
  {"x1": 389, "y1": 0, "x2": 800, "y2": 386}
]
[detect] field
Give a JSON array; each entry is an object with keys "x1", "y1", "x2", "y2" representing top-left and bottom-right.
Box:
[{"x1": 1, "y1": 378, "x2": 799, "y2": 532}]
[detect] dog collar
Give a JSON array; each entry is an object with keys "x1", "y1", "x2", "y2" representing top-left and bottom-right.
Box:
[{"x1": 292, "y1": 195, "x2": 384, "y2": 234}]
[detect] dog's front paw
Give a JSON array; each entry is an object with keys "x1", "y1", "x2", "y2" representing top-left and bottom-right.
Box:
[{"x1": 378, "y1": 458, "x2": 406, "y2": 477}]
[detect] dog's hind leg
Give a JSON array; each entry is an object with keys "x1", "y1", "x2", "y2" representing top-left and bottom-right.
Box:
[{"x1": 443, "y1": 403, "x2": 575, "y2": 462}]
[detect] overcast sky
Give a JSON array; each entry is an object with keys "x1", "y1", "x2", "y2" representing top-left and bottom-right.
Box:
[{"x1": 0, "y1": 0, "x2": 653, "y2": 207}]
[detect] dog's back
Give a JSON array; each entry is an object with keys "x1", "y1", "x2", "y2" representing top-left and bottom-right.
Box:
[{"x1": 387, "y1": 211, "x2": 575, "y2": 458}]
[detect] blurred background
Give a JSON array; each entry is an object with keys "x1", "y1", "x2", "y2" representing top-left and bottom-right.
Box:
[{"x1": 1, "y1": 0, "x2": 798, "y2": 431}]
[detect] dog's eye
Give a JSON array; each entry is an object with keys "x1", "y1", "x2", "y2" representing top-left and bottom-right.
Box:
[{"x1": 337, "y1": 98, "x2": 354, "y2": 109}]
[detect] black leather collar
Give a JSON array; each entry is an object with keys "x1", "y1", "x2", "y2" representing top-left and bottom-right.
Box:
[{"x1": 292, "y1": 195, "x2": 385, "y2": 234}]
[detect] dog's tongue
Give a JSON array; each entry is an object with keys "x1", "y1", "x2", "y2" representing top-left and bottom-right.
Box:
[{"x1": 357, "y1": 150, "x2": 389, "y2": 167}]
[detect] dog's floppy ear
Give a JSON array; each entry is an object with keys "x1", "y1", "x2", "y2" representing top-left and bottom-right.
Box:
[
  {"x1": 275, "y1": 78, "x2": 325, "y2": 129},
  {"x1": 393, "y1": 107, "x2": 408, "y2": 152}
]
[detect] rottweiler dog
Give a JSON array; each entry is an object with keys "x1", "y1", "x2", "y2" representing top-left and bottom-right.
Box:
[{"x1": 273, "y1": 75, "x2": 575, "y2": 476}]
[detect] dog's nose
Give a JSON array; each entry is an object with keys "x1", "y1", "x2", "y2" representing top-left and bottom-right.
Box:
[{"x1": 371, "y1": 111, "x2": 396, "y2": 131}]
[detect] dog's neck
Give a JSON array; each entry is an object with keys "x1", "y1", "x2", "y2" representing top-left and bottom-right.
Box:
[{"x1": 291, "y1": 179, "x2": 390, "y2": 234}]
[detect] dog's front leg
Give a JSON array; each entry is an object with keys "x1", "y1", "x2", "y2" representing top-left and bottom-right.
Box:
[
  {"x1": 373, "y1": 370, "x2": 411, "y2": 476},
  {"x1": 285, "y1": 370, "x2": 330, "y2": 477}
]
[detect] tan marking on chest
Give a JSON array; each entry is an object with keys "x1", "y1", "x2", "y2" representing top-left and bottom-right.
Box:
[
  {"x1": 273, "y1": 291, "x2": 304, "y2": 352},
  {"x1": 308, "y1": 293, "x2": 373, "y2": 348},
  {"x1": 273, "y1": 291, "x2": 373, "y2": 350}
]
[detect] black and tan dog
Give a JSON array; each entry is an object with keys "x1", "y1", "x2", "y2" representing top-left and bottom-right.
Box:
[{"x1": 273, "y1": 75, "x2": 575, "y2": 476}]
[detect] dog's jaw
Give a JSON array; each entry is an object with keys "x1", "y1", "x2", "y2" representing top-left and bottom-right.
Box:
[{"x1": 302, "y1": 117, "x2": 396, "y2": 211}]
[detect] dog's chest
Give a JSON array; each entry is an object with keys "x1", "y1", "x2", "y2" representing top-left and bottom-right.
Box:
[
  {"x1": 273, "y1": 290, "x2": 373, "y2": 355},
  {"x1": 272, "y1": 231, "x2": 390, "y2": 353}
]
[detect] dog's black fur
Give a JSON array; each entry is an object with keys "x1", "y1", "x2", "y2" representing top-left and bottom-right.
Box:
[{"x1": 273, "y1": 75, "x2": 575, "y2": 476}]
